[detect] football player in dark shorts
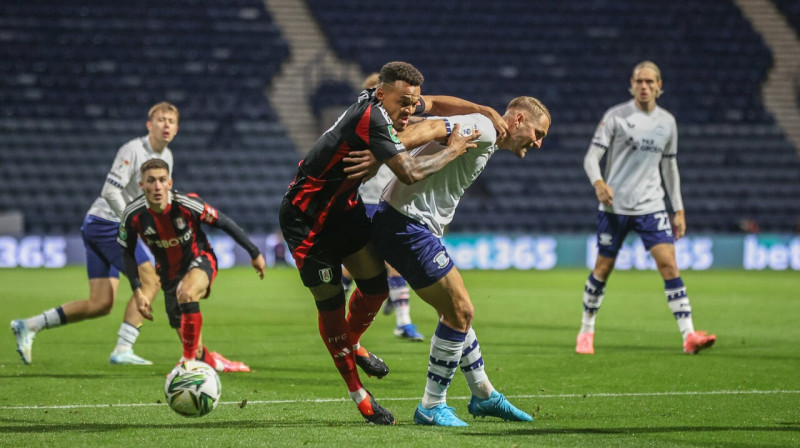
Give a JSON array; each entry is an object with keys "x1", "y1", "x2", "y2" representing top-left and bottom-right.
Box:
[
  {"x1": 120, "y1": 159, "x2": 266, "y2": 372},
  {"x1": 279, "y1": 61, "x2": 510, "y2": 424}
]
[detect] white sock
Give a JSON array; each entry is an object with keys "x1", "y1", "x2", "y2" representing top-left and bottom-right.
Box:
[
  {"x1": 113, "y1": 322, "x2": 140, "y2": 354},
  {"x1": 388, "y1": 276, "x2": 412, "y2": 327},
  {"x1": 665, "y1": 277, "x2": 695, "y2": 339},
  {"x1": 580, "y1": 274, "x2": 605, "y2": 334},
  {"x1": 421, "y1": 323, "x2": 466, "y2": 408},
  {"x1": 460, "y1": 327, "x2": 494, "y2": 399},
  {"x1": 349, "y1": 388, "x2": 367, "y2": 405},
  {"x1": 25, "y1": 307, "x2": 65, "y2": 332}
]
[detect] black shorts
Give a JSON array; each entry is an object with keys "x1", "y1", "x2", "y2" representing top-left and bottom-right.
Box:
[
  {"x1": 279, "y1": 196, "x2": 371, "y2": 287},
  {"x1": 163, "y1": 252, "x2": 217, "y2": 329}
]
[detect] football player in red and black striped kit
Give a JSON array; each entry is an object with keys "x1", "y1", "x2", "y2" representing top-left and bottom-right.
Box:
[
  {"x1": 279, "y1": 61, "x2": 507, "y2": 425},
  {"x1": 119, "y1": 159, "x2": 266, "y2": 372}
]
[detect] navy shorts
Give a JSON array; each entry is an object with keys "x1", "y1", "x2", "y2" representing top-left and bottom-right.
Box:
[
  {"x1": 595, "y1": 210, "x2": 675, "y2": 258},
  {"x1": 81, "y1": 214, "x2": 150, "y2": 279},
  {"x1": 371, "y1": 201, "x2": 454, "y2": 290},
  {"x1": 163, "y1": 252, "x2": 217, "y2": 329},
  {"x1": 364, "y1": 202, "x2": 379, "y2": 219},
  {"x1": 279, "y1": 197, "x2": 372, "y2": 287}
]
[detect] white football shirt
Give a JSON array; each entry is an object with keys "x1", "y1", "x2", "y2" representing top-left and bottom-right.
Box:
[
  {"x1": 86, "y1": 136, "x2": 174, "y2": 222},
  {"x1": 588, "y1": 100, "x2": 678, "y2": 215},
  {"x1": 358, "y1": 164, "x2": 394, "y2": 206},
  {"x1": 382, "y1": 114, "x2": 497, "y2": 237}
]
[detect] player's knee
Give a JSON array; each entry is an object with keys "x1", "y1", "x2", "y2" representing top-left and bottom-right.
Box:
[
  {"x1": 455, "y1": 301, "x2": 474, "y2": 327},
  {"x1": 354, "y1": 270, "x2": 389, "y2": 297},
  {"x1": 176, "y1": 288, "x2": 195, "y2": 304},
  {"x1": 92, "y1": 299, "x2": 114, "y2": 317}
]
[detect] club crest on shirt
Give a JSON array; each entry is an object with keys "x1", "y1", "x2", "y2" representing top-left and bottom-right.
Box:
[
  {"x1": 319, "y1": 268, "x2": 333, "y2": 283},
  {"x1": 599, "y1": 233, "x2": 613, "y2": 246},
  {"x1": 433, "y1": 250, "x2": 450, "y2": 269},
  {"x1": 203, "y1": 205, "x2": 218, "y2": 223},
  {"x1": 174, "y1": 217, "x2": 186, "y2": 230}
]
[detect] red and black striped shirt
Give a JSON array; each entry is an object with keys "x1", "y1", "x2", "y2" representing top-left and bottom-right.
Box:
[
  {"x1": 284, "y1": 89, "x2": 425, "y2": 222},
  {"x1": 118, "y1": 191, "x2": 259, "y2": 290}
]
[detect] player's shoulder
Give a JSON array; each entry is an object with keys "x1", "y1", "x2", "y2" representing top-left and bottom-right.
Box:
[
  {"x1": 117, "y1": 136, "x2": 147, "y2": 154},
  {"x1": 654, "y1": 105, "x2": 677, "y2": 124},
  {"x1": 120, "y1": 195, "x2": 147, "y2": 223},
  {"x1": 173, "y1": 191, "x2": 206, "y2": 213},
  {"x1": 604, "y1": 100, "x2": 636, "y2": 118}
]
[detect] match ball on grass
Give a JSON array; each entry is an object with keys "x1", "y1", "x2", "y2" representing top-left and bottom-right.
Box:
[{"x1": 165, "y1": 360, "x2": 221, "y2": 417}]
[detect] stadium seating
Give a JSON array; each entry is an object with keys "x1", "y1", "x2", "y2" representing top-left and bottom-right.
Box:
[
  {"x1": 1, "y1": 1, "x2": 799, "y2": 236},
  {"x1": 305, "y1": 0, "x2": 800, "y2": 233},
  {"x1": 0, "y1": 0, "x2": 294, "y2": 234}
]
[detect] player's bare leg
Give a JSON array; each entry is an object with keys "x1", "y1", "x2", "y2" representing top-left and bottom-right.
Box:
[{"x1": 11, "y1": 276, "x2": 116, "y2": 364}]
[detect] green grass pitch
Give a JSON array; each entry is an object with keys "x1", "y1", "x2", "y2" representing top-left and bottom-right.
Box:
[{"x1": 1, "y1": 266, "x2": 798, "y2": 447}]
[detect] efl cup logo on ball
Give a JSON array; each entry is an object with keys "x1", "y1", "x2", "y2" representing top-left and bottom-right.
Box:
[{"x1": 165, "y1": 360, "x2": 221, "y2": 417}]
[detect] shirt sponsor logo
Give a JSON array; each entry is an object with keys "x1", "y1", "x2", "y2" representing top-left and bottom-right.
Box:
[
  {"x1": 458, "y1": 123, "x2": 478, "y2": 137},
  {"x1": 152, "y1": 230, "x2": 192, "y2": 248},
  {"x1": 433, "y1": 250, "x2": 450, "y2": 269},
  {"x1": 319, "y1": 268, "x2": 333, "y2": 283}
]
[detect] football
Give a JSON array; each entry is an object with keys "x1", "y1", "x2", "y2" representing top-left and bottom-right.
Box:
[{"x1": 164, "y1": 360, "x2": 221, "y2": 417}]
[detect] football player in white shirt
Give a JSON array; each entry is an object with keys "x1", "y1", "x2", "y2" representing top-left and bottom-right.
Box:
[
  {"x1": 371, "y1": 96, "x2": 550, "y2": 426},
  {"x1": 575, "y1": 61, "x2": 716, "y2": 355},
  {"x1": 11, "y1": 103, "x2": 175, "y2": 366}
]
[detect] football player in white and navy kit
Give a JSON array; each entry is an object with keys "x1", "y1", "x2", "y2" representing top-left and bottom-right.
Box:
[
  {"x1": 371, "y1": 96, "x2": 550, "y2": 427},
  {"x1": 575, "y1": 61, "x2": 716, "y2": 356},
  {"x1": 11, "y1": 103, "x2": 177, "y2": 366}
]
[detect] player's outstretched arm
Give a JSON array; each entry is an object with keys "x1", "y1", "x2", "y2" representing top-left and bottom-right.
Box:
[
  {"x1": 211, "y1": 210, "x2": 264, "y2": 275},
  {"x1": 384, "y1": 124, "x2": 479, "y2": 185},
  {"x1": 343, "y1": 119, "x2": 450, "y2": 181},
  {"x1": 422, "y1": 95, "x2": 508, "y2": 140}
]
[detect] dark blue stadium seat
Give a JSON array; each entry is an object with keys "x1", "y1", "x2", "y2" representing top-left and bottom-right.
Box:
[
  {"x1": 304, "y1": 0, "x2": 800, "y2": 234},
  {"x1": 0, "y1": 0, "x2": 294, "y2": 233}
]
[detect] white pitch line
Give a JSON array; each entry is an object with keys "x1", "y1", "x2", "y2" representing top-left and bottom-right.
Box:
[{"x1": 1, "y1": 389, "x2": 797, "y2": 411}]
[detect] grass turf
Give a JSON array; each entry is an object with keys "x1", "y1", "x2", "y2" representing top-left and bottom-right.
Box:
[{"x1": 1, "y1": 266, "x2": 798, "y2": 447}]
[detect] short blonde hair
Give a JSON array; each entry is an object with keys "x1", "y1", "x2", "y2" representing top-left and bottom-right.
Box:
[
  {"x1": 148, "y1": 102, "x2": 180, "y2": 121},
  {"x1": 629, "y1": 61, "x2": 664, "y2": 98},
  {"x1": 362, "y1": 72, "x2": 380, "y2": 90},
  {"x1": 507, "y1": 96, "x2": 551, "y2": 123}
]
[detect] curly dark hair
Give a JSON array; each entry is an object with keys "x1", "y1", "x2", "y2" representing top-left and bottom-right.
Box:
[{"x1": 378, "y1": 61, "x2": 424, "y2": 86}]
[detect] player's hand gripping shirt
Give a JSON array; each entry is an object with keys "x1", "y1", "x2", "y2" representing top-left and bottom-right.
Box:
[
  {"x1": 87, "y1": 136, "x2": 174, "y2": 221},
  {"x1": 284, "y1": 88, "x2": 425, "y2": 220},
  {"x1": 587, "y1": 99, "x2": 679, "y2": 215},
  {"x1": 382, "y1": 114, "x2": 496, "y2": 237}
]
